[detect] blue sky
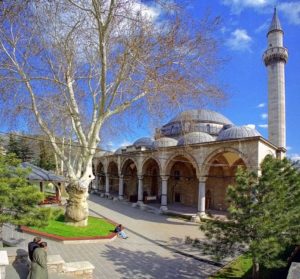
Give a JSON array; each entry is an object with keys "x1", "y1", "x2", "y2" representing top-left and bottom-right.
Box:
[{"x1": 105, "y1": 0, "x2": 300, "y2": 160}]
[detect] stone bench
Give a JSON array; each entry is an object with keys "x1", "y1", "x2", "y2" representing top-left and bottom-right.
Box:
[
  {"x1": 47, "y1": 254, "x2": 65, "y2": 273},
  {"x1": 63, "y1": 261, "x2": 95, "y2": 278},
  {"x1": 0, "y1": 251, "x2": 9, "y2": 279},
  {"x1": 0, "y1": 248, "x2": 28, "y2": 264}
]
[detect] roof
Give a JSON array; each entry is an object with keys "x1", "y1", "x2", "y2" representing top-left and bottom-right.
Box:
[
  {"x1": 169, "y1": 109, "x2": 233, "y2": 125},
  {"x1": 21, "y1": 162, "x2": 66, "y2": 182},
  {"x1": 217, "y1": 126, "x2": 261, "y2": 141},
  {"x1": 268, "y1": 7, "x2": 283, "y2": 35},
  {"x1": 133, "y1": 137, "x2": 154, "y2": 148},
  {"x1": 177, "y1": 132, "x2": 215, "y2": 146},
  {"x1": 153, "y1": 137, "x2": 178, "y2": 148}
]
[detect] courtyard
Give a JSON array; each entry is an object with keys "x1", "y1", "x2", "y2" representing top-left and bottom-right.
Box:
[{"x1": 4, "y1": 194, "x2": 225, "y2": 279}]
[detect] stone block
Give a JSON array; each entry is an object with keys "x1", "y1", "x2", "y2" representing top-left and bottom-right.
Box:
[
  {"x1": 0, "y1": 251, "x2": 9, "y2": 279},
  {"x1": 47, "y1": 254, "x2": 65, "y2": 273},
  {"x1": 63, "y1": 261, "x2": 95, "y2": 278}
]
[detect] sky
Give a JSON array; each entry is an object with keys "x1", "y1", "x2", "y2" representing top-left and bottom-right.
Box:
[{"x1": 104, "y1": 0, "x2": 300, "y2": 160}]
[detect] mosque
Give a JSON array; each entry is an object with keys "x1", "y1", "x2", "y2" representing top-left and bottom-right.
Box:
[{"x1": 92, "y1": 9, "x2": 288, "y2": 218}]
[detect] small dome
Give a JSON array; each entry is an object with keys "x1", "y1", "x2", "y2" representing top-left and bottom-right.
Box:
[
  {"x1": 153, "y1": 137, "x2": 178, "y2": 148},
  {"x1": 133, "y1": 137, "x2": 154, "y2": 148},
  {"x1": 94, "y1": 151, "x2": 106, "y2": 158},
  {"x1": 114, "y1": 147, "x2": 124, "y2": 155},
  {"x1": 177, "y1": 132, "x2": 215, "y2": 146},
  {"x1": 217, "y1": 126, "x2": 261, "y2": 141},
  {"x1": 94, "y1": 150, "x2": 113, "y2": 158}
]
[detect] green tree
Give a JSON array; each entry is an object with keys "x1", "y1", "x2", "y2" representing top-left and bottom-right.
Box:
[
  {"x1": 200, "y1": 155, "x2": 300, "y2": 279},
  {"x1": 0, "y1": 153, "x2": 51, "y2": 246},
  {"x1": 7, "y1": 133, "x2": 34, "y2": 162},
  {"x1": 38, "y1": 139, "x2": 56, "y2": 171}
]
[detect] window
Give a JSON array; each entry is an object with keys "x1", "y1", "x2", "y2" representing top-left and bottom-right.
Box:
[{"x1": 174, "y1": 170, "x2": 180, "y2": 180}]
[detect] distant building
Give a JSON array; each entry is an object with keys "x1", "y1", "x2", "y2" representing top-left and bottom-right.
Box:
[{"x1": 93, "y1": 9, "x2": 288, "y2": 218}]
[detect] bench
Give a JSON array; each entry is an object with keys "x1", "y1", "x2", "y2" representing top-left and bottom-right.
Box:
[
  {"x1": 144, "y1": 196, "x2": 157, "y2": 203},
  {"x1": 47, "y1": 254, "x2": 65, "y2": 273},
  {"x1": 63, "y1": 261, "x2": 95, "y2": 278}
]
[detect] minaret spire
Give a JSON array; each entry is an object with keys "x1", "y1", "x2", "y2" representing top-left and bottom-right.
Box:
[
  {"x1": 263, "y1": 9, "x2": 288, "y2": 150},
  {"x1": 268, "y1": 7, "x2": 282, "y2": 35}
]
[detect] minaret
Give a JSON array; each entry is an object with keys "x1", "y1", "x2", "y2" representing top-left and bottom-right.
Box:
[{"x1": 263, "y1": 8, "x2": 288, "y2": 149}]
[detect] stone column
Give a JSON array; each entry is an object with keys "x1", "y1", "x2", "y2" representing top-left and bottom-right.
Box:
[
  {"x1": 198, "y1": 179, "x2": 206, "y2": 215},
  {"x1": 137, "y1": 175, "x2": 144, "y2": 204},
  {"x1": 119, "y1": 175, "x2": 124, "y2": 200},
  {"x1": 105, "y1": 173, "x2": 110, "y2": 196},
  {"x1": 160, "y1": 176, "x2": 168, "y2": 211}
]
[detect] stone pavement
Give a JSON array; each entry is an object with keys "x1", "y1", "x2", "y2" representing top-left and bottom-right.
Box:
[{"x1": 3, "y1": 195, "x2": 225, "y2": 279}]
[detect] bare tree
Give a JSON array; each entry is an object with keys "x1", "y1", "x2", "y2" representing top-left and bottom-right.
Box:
[{"x1": 0, "y1": 0, "x2": 224, "y2": 226}]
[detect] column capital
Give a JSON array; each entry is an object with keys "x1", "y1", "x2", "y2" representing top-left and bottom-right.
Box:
[
  {"x1": 119, "y1": 174, "x2": 124, "y2": 179},
  {"x1": 198, "y1": 176, "x2": 206, "y2": 183},
  {"x1": 138, "y1": 175, "x2": 143, "y2": 180},
  {"x1": 160, "y1": 175, "x2": 168, "y2": 181}
]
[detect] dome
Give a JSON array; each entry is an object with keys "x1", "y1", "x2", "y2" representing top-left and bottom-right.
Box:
[
  {"x1": 157, "y1": 109, "x2": 233, "y2": 138},
  {"x1": 170, "y1": 109, "x2": 233, "y2": 125},
  {"x1": 133, "y1": 137, "x2": 154, "y2": 148},
  {"x1": 153, "y1": 137, "x2": 178, "y2": 148},
  {"x1": 217, "y1": 126, "x2": 261, "y2": 141},
  {"x1": 177, "y1": 132, "x2": 215, "y2": 146}
]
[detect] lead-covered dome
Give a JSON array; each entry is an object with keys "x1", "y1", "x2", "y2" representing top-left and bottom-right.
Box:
[
  {"x1": 177, "y1": 132, "x2": 215, "y2": 146},
  {"x1": 133, "y1": 137, "x2": 154, "y2": 148},
  {"x1": 170, "y1": 109, "x2": 233, "y2": 125},
  {"x1": 157, "y1": 109, "x2": 233, "y2": 139},
  {"x1": 217, "y1": 126, "x2": 261, "y2": 141},
  {"x1": 153, "y1": 137, "x2": 178, "y2": 148}
]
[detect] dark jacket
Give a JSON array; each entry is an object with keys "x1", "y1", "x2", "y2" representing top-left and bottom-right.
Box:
[{"x1": 28, "y1": 242, "x2": 40, "y2": 261}]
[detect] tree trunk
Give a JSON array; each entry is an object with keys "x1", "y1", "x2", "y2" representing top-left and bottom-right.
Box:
[
  {"x1": 65, "y1": 183, "x2": 89, "y2": 227},
  {"x1": 252, "y1": 259, "x2": 259, "y2": 279}
]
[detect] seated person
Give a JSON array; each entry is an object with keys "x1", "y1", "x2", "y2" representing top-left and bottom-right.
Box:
[{"x1": 114, "y1": 224, "x2": 128, "y2": 239}]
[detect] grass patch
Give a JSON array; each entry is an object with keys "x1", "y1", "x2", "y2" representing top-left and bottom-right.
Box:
[
  {"x1": 210, "y1": 253, "x2": 291, "y2": 279},
  {"x1": 210, "y1": 254, "x2": 252, "y2": 279},
  {"x1": 30, "y1": 214, "x2": 115, "y2": 237}
]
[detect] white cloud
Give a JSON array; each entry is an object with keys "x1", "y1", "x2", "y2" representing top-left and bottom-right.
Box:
[
  {"x1": 119, "y1": 140, "x2": 132, "y2": 147},
  {"x1": 255, "y1": 22, "x2": 269, "y2": 33},
  {"x1": 246, "y1": 124, "x2": 256, "y2": 129},
  {"x1": 261, "y1": 113, "x2": 268, "y2": 119},
  {"x1": 258, "y1": 124, "x2": 268, "y2": 128},
  {"x1": 257, "y1": 103, "x2": 265, "y2": 108},
  {"x1": 286, "y1": 146, "x2": 292, "y2": 151},
  {"x1": 278, "y1": 2, "x2": 300, "y2": 25},
  {"x1": 222, "y1": 0, "x2": 275, "y2": 13},
  {"x1": 226, "y1": 29, "x2": 252, "y2": 51},
  {"x1": 289, "y1": 153, "x2": 300, "y2": 161}
]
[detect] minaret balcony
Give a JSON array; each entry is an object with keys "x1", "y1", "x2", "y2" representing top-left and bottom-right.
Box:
[{"x1": 263, "y1": 46, "x2": 288, "y2": 66}]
